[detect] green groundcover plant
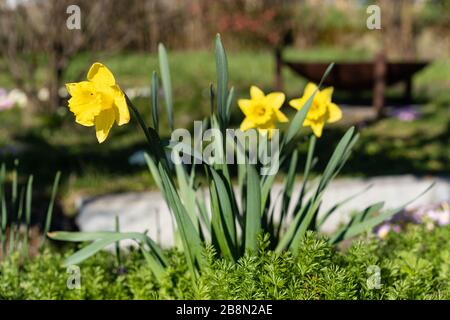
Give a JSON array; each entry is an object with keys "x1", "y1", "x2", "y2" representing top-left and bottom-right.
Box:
[
  {"x1": 1, "y1": 225, "x2": 449, "y2": 300},
  {"x1": 47, "y1": 35, "x2": 432, "y2": 288}
]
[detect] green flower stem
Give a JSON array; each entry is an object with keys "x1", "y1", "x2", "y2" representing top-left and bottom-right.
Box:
[{"x1": 125, "y1": 94, "x2": 167, "y2": 166}]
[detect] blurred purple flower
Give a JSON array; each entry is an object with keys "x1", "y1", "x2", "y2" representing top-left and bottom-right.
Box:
[
  {"x1": 392, "y1": 225, "x2": 401, "y2": 233},
  {"x1": 389, "y1": 106, "x2": 420, "y2": 122},
  {"x1": 0, "y1": 88, "x2": 14, "y2": 111},
  {"x1": 375, "y1": 223, "x2": 391, "y2": 239},
  {"x1": 373, "y1": 201, "x2": 450, "y2": 239}
]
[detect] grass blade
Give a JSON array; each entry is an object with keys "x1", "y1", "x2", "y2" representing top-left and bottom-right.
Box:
[
  {"x1": 114, "y1": 215, "x2": 122, "y2": 268},
  {"x1": 151, "y1": 71, "x2": 159, "y2": 134},
  {"x1": 1, "y1": 193, "x2": 7, "y2": 255},
  {"x1": 23, "y1": 175, "x2": 33, "y2": 258},
  {"x1": 42, "y1": 171, "x2": 61, "y2": 247}
]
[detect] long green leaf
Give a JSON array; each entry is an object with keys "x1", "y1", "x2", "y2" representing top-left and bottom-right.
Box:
[
  {"x1": 64, "y1": 237, "x2": 124, "y2": 266},
  {"x1": 333, "y1": 184, "x2": 434, "y2": 243},
  {"x1": 151, "y1": 71, "x2": 159, "y2": 134},
  {"x1": 126, "y1": 95, "x2": 166, "y2": 165},
  {"x1": 284, "y1": 92, "x2": 316, "y2": 144},
  {"x1": 225, "y1": 86, "x2": 235, "y2": 125},
  {"x1": 144, "y1": 152, "x2": 163, "y2": 190},
  {"x1": 275, "y1": 198, "x2": 312, "y2": 253},
  {"x1": 317, "y1": 127, "x2": 355, "y2": 194},
  {"x1": 295, "y1": 135, "x2": 316, "y2": 212},
  {"x1": 174, "y1": 154, "x2": 198, "y2": 230},
  {"x1": 215, "y1": 34, "x2": 229, "y2": 127},
  {"x1": 210, "y1": 168, "x2": 237, "y2": 249},
  {"x1": 317, "y1": 184, "x2": 373, "y2": 228},
  {"x1": 317, "y1": 63, "x2": 335, "y2": 89},
  {"x1": 158, "y1": 43, "x2": 174, "y2": 131},
  {"x1": 158, "y1": 163, "x2": 203, "y2": 277},
  {"x1": 209, "y1": 179, "x2": 234, "y2": 260},
  {"x1": 244, "y1": 165, "x2": 261, "y2": 252},
  {"x1": 329, "y1": 202, "x2": 385, "y2": 244},
  {"x1": 140, "y1": 243, "x2": 166, "y2": 282},
  {"x1": 284, "y1": 63, "x2": 334, "y2": 145},
  {"x1": 281, "y1": 149, "x2": 299, "y2": 218},
  {"x1": 50, "y1": 231, "x2": 168, "y2": 267}
]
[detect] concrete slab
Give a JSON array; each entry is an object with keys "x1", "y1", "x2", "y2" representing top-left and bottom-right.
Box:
[{"x1": 76, "y1": 175, "x2": 449, "y2": 247}]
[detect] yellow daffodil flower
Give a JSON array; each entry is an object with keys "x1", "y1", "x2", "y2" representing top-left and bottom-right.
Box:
[
  {"x1": 238, "y1": 86, "x2": 287, "y2": 138},
  {"x1": 66, "y1": 62, "x2": 130, "y2": 143},
  {"x1": 289, "y1": 82, "x2": 342, "y2": 138}
]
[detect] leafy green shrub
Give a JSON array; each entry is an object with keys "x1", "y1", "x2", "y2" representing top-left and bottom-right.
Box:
[{"x1": 2, "y1": 225, "x2": 449, "y2": 300}]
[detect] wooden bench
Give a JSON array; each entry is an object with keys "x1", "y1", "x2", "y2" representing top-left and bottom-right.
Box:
[{"x1": 275, "y1": 49, "x2": 428, "y2": 118}]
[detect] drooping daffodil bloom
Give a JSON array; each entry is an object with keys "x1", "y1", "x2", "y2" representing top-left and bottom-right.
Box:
[
  {"x1": 66, "y1": 62, "x2": 130, "y2": 143},
  {"x1": 289, "y1": 82, "x2": 342, "y2": 138},
  {"x1": 238, "y1": 86, "x2": 288, "y2": 138}
]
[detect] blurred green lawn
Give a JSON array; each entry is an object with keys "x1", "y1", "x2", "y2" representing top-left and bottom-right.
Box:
[{"x1": 0, "y1": 47, "x2": 449, "y2": 214}]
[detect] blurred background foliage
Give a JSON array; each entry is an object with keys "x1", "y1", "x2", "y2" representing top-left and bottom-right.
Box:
[{"x1": 0, "y1": 0, "x2": 448, "y2": 216}]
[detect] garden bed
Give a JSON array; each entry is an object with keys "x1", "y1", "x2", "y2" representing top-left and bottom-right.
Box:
[{"x1": 1, "y1": 224, "x2": 449, "y2": 300}]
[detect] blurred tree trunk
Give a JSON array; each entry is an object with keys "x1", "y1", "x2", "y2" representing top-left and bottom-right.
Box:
[
  {"x1": 0, "y1": 0, "x2": 115, "y2": 117},
  {"x1": 400, "y1": 0, "x2": 415, "y2": 59}
]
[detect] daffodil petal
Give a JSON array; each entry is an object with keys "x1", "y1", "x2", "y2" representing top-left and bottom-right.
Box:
[
  {"x1": 289, "y1": 97, "x2": 307, "y2": 110},
  {"x1": 327, "y1": 102, "x2": 342, "y2": 123},
  {"x1": 112, "y1": 85, "x2": 130, "y2": 126},
  {"x1": 240, "y1": 118, "x2": 255, "y2": 131},
  {"x1": 95, "y1": 108, "x2": 115, "y2": 143},
  {"x1": 250, "y1": 86, "x2": 265, "y2": 99},
  {"x1": 303, "y1": 82, "x2": 318, "y2": 98},
  {"x1": 275, "y1": 109, "x2": 288, "y2": 123},
  {"x1": 238, "y1": 99, "x2": 252, "y2": 116},
  {"x1": 66, "y1": 82, "x2": 81, "y2": 96},
  {"x1": 66, "y1": 81, "x2": 102, "y2": 127},
  {"x1": 320, "y1": 87, "x2": 334, "y2": 104},
  {"x1": 87, "y1": 63, "x2": 116, "y2": 87},
  {"x1": 265, "y1": 92, "x2": 285, "y2": 110},
  {"x1": 310, "y1": 121, "x2": 324, "y2": 138}
]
